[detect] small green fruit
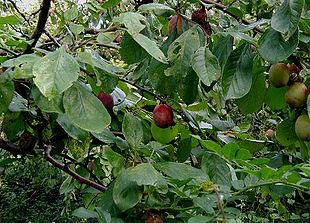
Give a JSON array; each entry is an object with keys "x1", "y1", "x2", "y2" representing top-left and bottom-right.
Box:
[
  {"x1": 285, "y1": 82, "x2": 307, "y2": 108},
  {"x1": 269, "y1": 63, "x2": 290, "y2": 88},
  {"x1": 295, "y1": 115, "x2": 310, "y2": 141}
]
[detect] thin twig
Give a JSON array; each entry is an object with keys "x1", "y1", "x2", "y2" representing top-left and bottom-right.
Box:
[
  {"x1": 44, "y1": 145, "x2": 107, "y2": 192},
  {"x1": 201, "y1": 0, "x2": 263, "y2": 33},
  {"x1": 0, "y1": 46, "x2": 19, "y2": 56},
  {"x1": 43, "y1": 30, "x2": 61, "y2": 47},
  {"x1": 58, "y1": 153, "x2": 103, "y2": 186},
  {"x1": 8, "y1": 0, "x2": 30, "y2": 25}
]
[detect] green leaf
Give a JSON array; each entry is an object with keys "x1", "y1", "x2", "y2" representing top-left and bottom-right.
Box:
[
  {"x1": 96, "y1": 184, "x2": 120, "y2": 216},
  {"x1": 0, "y1": 73, "x2": 14, "y2": 114},
  {"x1": 151, "y1": 122, "x2": 178, "y2": 144},
  {"x1": 211, "y1": 34, "x2": 233, "y2": 70},
  {"x1": 119, "y1": 32, "x2": 148, "y2": 64},
  {"x1": 202, "y1": 153, "x2": 232, "y2": 187},
  {"x1": 264, "y1": 86, "x2": 288, "y2": 110},
  {"x1": 236, "y1": 61, "x2": 266, "y2": 114},
  {"x1": 127, "y1": 163, "x2": 161, "y2": 186},
  {"x1": 72, "y1": 207, "x2": 98, "y2": 219},
  {"x1": 166, "y1": 27, "x2": 204, "y2": 77},
  {"x1": 63, "y1": 82, "x2": 111, "y2": 133},
  {"x1": 69, "y1": 23, "x2": 84, "y2": 36},
  {"x1": 222, "y1": 43, "x2": 254, "y2": 99},
  {"x1": 122, "y1": 113, "x2": 143, "y2": 148},
  {"x1": 193, "y1": 197, "x2": 215, "y2": 214},
  {"x1": 300, "y1": 164, "x2": 310, "y2": 177},
  {"x1": 2, "y1": 112, "x2": 25, "y2": 140},
  {"x1": 226, "y1": 6, "x2": 244, "y2": 18},
  {"x1": 155, "y1": 162, "x2": 209, "y2": 182},
  {"x1": 104, "y1": 148, "x2": 124, "y2": 176},
  {"x1": 287, "y1": 171, "x2": 302, "y2": 183},
  {"x1": 1, "y1": 54, "x2": 40, "y2": 68},
  {"x1": 8, "y1": 92, "x2": 29, "y2": 112},
  {"x1": 177, "y1": 137, "x2": 192, "y2": 162},
  {"x1": 0, "y1": 15, "x2": 20, "y2": 25},
  {"x1": 113, "y1": 169, "x2": 143, "y2": 212},
  {"x1": 77, "y1": 51, "x2": 124, "y2": 75},
  {"x1": 276, "y1": 119, "x2": 298, "y2": 146},
  {"x1": 225, "y1": 31, "x2": 256, "y2": 44},
  {"x1": 102, "y1": 0, "x2": 122, "y2": 9},
  {"x1": 258, "y1": 28, "x2": 299, "y2": 63},
  {"x1": 221, "y1": 143, "x2": 252, "y2": 161},
  {"x1": 59, "y1": 176, "x2": 75, "y2": 194},
  {"x1": 201, "y1": 140, "x2": 222, "y2": 153},
  {"x1": 56, "y1": 114, "x2": 89, "y2": 141},
  {"x1": 31, "y1": 86, "x2": 64, "y2": 113},
  {"x1": 33, "y1": 47, "x2": 80, "y2": 99},
  {"x1": 138, "y1": 3, "x2": 174, "y2": 16},
  {"x1": 91, "y1": 129, "x2": 117, "y2": 144},
  {"x1": 95, "y1": 207, "x2": 112, "y2": 223},
  {"x1": 271, "y1": 0, "x2": 305, "y2": 39},
  {"x1": 188, "y1": 216, "x2": 215, "y2": 223},
  {"x1": 178, "y1": 68, "x2": 199, "y2": 105},
  {"x1": 113, "y1": 12, "x2": 146, "y2": 35},
  {"x1": 131, "y1": 33, "x2": 168, "y2": 64},
  {"x1": 191, "y1": 47, "x2": 221, "y2": 86}
]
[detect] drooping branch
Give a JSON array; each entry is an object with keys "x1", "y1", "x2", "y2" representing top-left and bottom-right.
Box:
[
  {"x1": 7, "y1": 0, "x2": 30, "y2": 25},
  {"x1": 24, "y1": 0, "x2": 52, "y2": 53},
  {"x1": 201, "y1": 0, "x2": 263, "y2": 33},
  {"x1": 44, "y1": 145, "x2": 107, "y2": 192}
]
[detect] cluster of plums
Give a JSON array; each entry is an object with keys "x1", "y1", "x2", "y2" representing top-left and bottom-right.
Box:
[
  {"x1": 268, "y1": 63, "x2": 310, "y2": 141},
  {"x1": 97, "y1": 91, "x2": 174, "y2": 129}
]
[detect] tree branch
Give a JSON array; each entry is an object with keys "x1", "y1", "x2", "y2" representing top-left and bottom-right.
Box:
[
  {"x1": 201, "y1": 0, "x2": 263, "y2": 33},
  {"x1": 58, "y1": 153, "x2": 103, "y2": 186},
  {"x1": 0, "y1": 138, "x2": 35, "y2": 157},
  {"x1": 24, "y1": 0, "x2": 52, "y2": 53},
  {"x1": 44, "y1": 145, "x2": 107, "y2": 192}
]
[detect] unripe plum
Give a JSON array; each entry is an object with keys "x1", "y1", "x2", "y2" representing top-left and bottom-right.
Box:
[
  {"x1": 285, "y1": 82, "x2": 307, "y2": 108},
  {"x1": 153, "y1": 104, "x2": 174, "y2": 128},
  {"x1": 295, "y1": 115, "x2": 310, "y2": 141},
  {"x1": 268, "y1": 63, "x2": 290, "y2": 88},
  {"x1": 97, "y1": 91, "x2": 114, "y2": 111}
]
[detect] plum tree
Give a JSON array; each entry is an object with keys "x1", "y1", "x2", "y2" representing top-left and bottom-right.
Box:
[
  {"x1": 153, "y1": 104, "x2": 174, "y2": 128},
  {"x1": 295, "y1": 115, "x2": 310, "y2": 141},
  {"x1": 268, "y1": 63, "x2": 290, "y2": 88},
  {"x1": 285, "y1": 82, "x2": 307, "y2": 108}
]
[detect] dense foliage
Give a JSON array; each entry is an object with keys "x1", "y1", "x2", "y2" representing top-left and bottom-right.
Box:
[{"x1": 0, "y1": 0, "x2": 309, "y2": 222}]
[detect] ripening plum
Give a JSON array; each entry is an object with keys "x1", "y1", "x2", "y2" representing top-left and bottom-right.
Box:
[{"x1": 269, "y1": 63, "x2": 290, "y2": 88}]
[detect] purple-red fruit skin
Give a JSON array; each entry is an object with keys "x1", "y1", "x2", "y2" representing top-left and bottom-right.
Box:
[
  {"x1": 97, "y1": 91, "x2": 114, "y2": 111},
  {"x1": 153, "y1": 104, "x2": 174, "y2": 128}
]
